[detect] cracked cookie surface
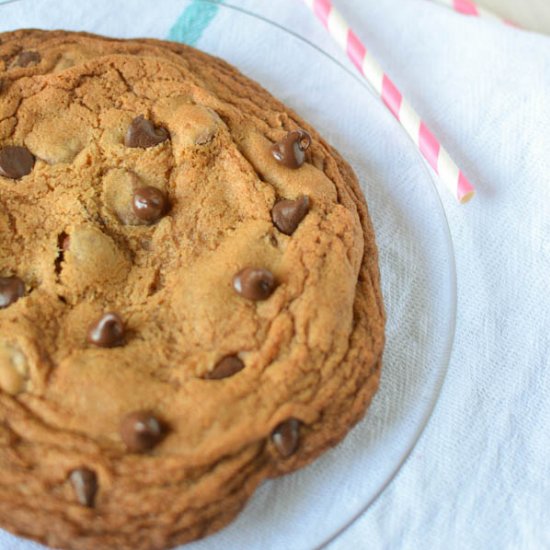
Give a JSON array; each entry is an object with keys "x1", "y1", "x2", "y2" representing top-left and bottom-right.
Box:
[{"x1": 0, "y1": 30, "x2": 385, "y2": 550}]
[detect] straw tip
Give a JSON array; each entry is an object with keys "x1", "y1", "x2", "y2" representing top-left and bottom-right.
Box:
[{"x1": 459, "y1": 190, "x2": 475, "y2": 204}]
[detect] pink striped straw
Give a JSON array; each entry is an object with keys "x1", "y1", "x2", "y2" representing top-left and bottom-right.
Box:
[
  {"x1": 430, "y1": 0, "x2": 519, "y2": 27},
  {"x1": 303, "y1": 0, "x2": 475, "y2": 204}
]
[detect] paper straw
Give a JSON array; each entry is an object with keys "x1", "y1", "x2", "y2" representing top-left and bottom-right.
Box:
[
  {"x1": 430, "y1": 0, "x2": 520, "y2": 27},
  {"x1": 303, "y1": 0, "x2": 475, "y2": 204}
]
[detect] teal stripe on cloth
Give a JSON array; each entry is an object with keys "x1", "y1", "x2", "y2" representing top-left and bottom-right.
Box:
[{"x1": 168, "y1": 0, "x2": 222, "y2": 46}]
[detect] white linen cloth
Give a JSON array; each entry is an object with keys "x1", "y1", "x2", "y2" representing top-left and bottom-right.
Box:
[{"x1": 0, "y1": 1, "x2": 548, "y2": 549}]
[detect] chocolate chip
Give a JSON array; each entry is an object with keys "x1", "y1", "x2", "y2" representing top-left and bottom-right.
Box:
[
  {"x1": 87, "y1": 312, "x2": 125, "y2": 348},
  {"x1": 0, "y1": 276, "x2": 25, "y2": 309},
  {"x1": 69, "y1": 468, "x2": 98, "y2": 508},
  {"x1": 271, "y1": 130, "x2": 311, "y2": 169},
  {"x1": 233, "y1": 268, "x2": 276, "y2": 301},
  {"x1": 271, "y1": 196, "x2": 310, "y2": 235},
  {"x1": 0, "y1": 146, "x2": 35, "y2": 179},
  {"x1": 125, "y1": 116, "x2": 169, "y2": 148},
  {"x1": 205, "y1": 355, "x2": 245, "y2": 380},
  {"x1": 14, "y1": 51, "x2": 41, "y2": 68},
  {"x1": 120, "y1": 410, "x2": 164, "y2": 453},
  {"x1": 271, "y1": 418, "x2": 301, "y2": 458},
  {"x1": 132, "y1": 187, "x2": 168, "y2": 224}
]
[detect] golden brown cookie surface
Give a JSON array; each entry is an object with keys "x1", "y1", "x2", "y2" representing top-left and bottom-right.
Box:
[{"x1": 0, "y1": 30, "x2": 384, "y2": 550}]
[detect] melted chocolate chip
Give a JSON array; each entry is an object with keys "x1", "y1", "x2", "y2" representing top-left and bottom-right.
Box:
[
  {"x1": 120, "y1": 410, "x2": 164, "y2": 453},
  {"x1": 125, "y1": 116, "x2": 169, "y2": 148},
  {"x1": 233, "y1": 268, "x2": 276, "y2": 301},
  {"x1": 272, "y1": 418, "x2": 301, "y2": 458},
  {"x1": 205, "y1": 355, "x2": 245, "y2": 380},
  {"x1": 132, "y1": 187, "x2": 168, "y2": 223},
  {"x1": 0, "y1": 276, "x2": 25, "y2": 309},
  {"x1": 0, "y1": 146, "x2": 35, "y2": 179},
  {"x1": 271, "y1": 196, "x2": 310, "y2": 235},
  {"x1": 69, "y1": 468, "x2": 98, "y2": 508},
  {"x1": 271, "y1": 130, "x2": 311, "y2": 169},
  {"x1": 14, "y1": 51, "x2": 41, "y2": 68},
  {"x1": 87, "y1": 312, "x2": 125, "y2": 348}
]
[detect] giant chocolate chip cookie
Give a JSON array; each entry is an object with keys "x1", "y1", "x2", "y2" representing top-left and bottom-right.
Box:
[{"x1": 0, "y1": 30, "x2": 385, "y2": 550}]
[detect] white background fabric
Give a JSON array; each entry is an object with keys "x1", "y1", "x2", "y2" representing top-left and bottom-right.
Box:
[{"x1": 0, "y1": 1, "x2": 549, "y2": 549}]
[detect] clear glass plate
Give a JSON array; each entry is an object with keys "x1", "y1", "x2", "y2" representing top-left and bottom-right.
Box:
[{"x1": 0, "y1": 2, "x2": 456, "y2": 549}]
